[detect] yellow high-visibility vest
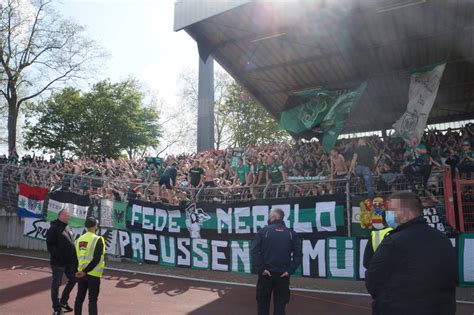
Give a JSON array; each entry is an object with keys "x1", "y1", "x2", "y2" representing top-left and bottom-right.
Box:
[
  {"x1": 75, "y1": 232, "x2": 105, "y2": 278},
  {"x1": 371, "y1": 227, "x2": 393, "y2": 251}
]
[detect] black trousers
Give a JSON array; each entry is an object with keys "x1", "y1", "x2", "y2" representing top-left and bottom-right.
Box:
[
  {"x1": 74, "y1": 275, "x2": 101, "y2": 315},
  {"x1": 256, "y1": 273, "x2": 290, "y2": 315},
  {"x1": 51, "y1": 265, "x2": 76, "y2": 311}
]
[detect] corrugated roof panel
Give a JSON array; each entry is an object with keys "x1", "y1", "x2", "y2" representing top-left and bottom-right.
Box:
[
  {"x1": 288, "y1": 64, "x2": 308, "y2": 88},
  {"x1": 306, "y1": 63, "x2": 326, "y2": 86},
  {"x1": 326, "y1": 55, "x2": 344, "y2": 82},
  {"x1": 174, "y1": 0, "x2": 251, "y2": 31},
  {"x1": 300, "y1": 64, "x2": 318, "y2": 87},
  {"x1": 254, "y1": 40, "x2": 281, "y2": 68},
  {"x1": 181, "y1": 0, "x2": 474, "y2": 134},
  {"x1": 257, "y1": 70, "x2": 280, "y2": 90}
]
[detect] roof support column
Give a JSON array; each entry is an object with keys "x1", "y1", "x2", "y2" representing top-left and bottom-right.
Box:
[{"x1": 197, "y1": 56, "x2": 215, "y2": 152}]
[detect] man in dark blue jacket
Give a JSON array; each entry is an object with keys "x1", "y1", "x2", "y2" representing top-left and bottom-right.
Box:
[
  {"x1": 251, "y1": 208, "x2": 302, "y2": 315},
  {"x1": 365, "y1": 191, "x2": 457, "y2": 315}
]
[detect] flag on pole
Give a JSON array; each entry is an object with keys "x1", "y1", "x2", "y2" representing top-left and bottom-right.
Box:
[
  {"x1": 393, "y1": 63, "x2": 446, "y2": 143},
  {"x1": 46, "y1": 191, "x2": 90, "y2": 227},
  {"x1": 17, "y1": 183, "x2": 49, "y2": 218},
  {"x1": 279, "y1": 82, "x2": 367, "y2": 152}
]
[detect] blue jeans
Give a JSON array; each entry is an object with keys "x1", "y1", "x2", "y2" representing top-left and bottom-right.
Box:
[
  {"x1": 355, "y1": 165, "x2": 375, "y2": 199},
  {"x1": 51, "y1": 265, "x2": 76, "y2": 311}
]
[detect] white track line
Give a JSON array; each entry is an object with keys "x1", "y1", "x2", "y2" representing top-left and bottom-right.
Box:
[{"x1": 2, "y1": 252, "x2": 473, "y2": 305}]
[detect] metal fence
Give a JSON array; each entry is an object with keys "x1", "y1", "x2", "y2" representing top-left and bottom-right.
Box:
[
  {"x1": 0, "y1": 164, "x2": 154, "y2": 212},
  {"x1": 0, "y1": 163, "x2": 444, "y2": 202},
  {"x1": 0, "y1": 163, "x2": 451, "y2": 234},
  {"x1": 453, "y1": 169, "x2": 474, "y2": 232}
]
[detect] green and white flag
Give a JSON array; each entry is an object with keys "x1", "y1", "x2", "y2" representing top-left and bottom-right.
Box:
[
  {"x1": 458, "y1": 233, "x2": 474, "y2": 287},
  {"x1": 112, "y1": 201, "x2": 128, "y2": 230},
  {"x1": 351, "y1": 207, "x2": 371, "y2": 237},
  {"x1": 279, "y1": 82, "x2": 367, "y2": 152},
  {"x1": 46, "y1": 191, "x2": 89, "y2": 228},
  {"x1": 393, "y1": 63, "x2": 446, "y2": 143}
]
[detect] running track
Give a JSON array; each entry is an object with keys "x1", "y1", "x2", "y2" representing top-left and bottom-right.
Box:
[{"x1": 1, "y1": 254, "x2": 473, "y2": 315}]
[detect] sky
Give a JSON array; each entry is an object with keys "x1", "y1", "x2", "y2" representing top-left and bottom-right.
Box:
[
  {"x1": 0, "y1": 0, "x2": 203, "y2": 155},
  {"x1": 56, "y1": 0, "x2": 199, "y2": 109}
]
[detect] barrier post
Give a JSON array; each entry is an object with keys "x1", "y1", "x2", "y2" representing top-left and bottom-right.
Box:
[
  {"x1": 263, "y1": 182, "x2": 270, "y2": 199},
  {"x1": 442, "y1": 165, "x2": 456, "y2": 230},
  {"x1": 455, "y1": 169, "x2": 465, "y2": 232},
  {"x1": 346, "y1": 178, "x2": 351, "y2": 237},
  {"x1": 196, "y1": 185, "x2": 205, "y2": 201}
]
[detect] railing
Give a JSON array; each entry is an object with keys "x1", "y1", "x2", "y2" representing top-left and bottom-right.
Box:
[
  {"x1": 0, "y1": 164, "x2": 152, "y2": 212},
  {"x1": 454, "y1": 169, "x2": 474, "y2": 232},
  {"x1": 0, "y1": 163, "x2": 457, "y2": 235}
]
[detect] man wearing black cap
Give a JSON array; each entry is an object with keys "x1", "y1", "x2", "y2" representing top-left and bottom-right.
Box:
[{"x1": 74, "y1": 217, "x2": 105, "y2": 315}]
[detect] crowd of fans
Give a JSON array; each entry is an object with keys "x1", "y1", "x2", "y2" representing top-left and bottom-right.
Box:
[{"x1": 0, "y1": 123, "x2": 472, "y2": 206}]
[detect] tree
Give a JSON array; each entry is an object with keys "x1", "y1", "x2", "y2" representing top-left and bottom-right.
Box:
[
  {"x1": 0, "y1": 0, "x2": 105, "y2": 153},
  {"x1": 213, "y1": 70, "x2": 233, "y2": 149},
  {"x1": 0, "y1": 98, "x2": 7, "y2": 144},
  {"x1": 23, "y1": 87, "x2": 81, "y2": 156},
  {"x1": 175, "y1": 67, "x2": 288, "y2": 150},
  {"x1": 121, "y1": 103, "x2": 161, "y2": 159},
  {"x1": 24, "y1": 80, "x2": 162, "y2": 158},
  {"x1": 175, "y1": 67, "x2": 233, "y2": 150},
  {"x1": 76, "y1": 80, "x2": 161, "y2": 158},
  {"x1": 221, "y1": 82, "x2": 290, "y2": 147}
]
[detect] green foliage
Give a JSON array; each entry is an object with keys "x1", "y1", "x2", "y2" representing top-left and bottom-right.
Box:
[
  {"x1": 1, "y1": 0, "x2": 105, "y2": 152},
  {"x1": 221, "y1": 82, "x2": 289, "y2": 147},
  {"x1": 24, "y1": 88, "x2": 82, "y2": 156},
  {"x1": 24, "y1": 80, "x2": 161, "y2": 158}
]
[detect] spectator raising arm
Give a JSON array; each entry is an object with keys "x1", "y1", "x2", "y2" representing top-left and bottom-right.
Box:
[{"x1": 349, "y1": 153, "x2": 358, "y2": 175}]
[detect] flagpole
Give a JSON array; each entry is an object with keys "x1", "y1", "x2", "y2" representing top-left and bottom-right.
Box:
[{"x1": 346, "y1": 178, "x2": 351, "y2": 237}]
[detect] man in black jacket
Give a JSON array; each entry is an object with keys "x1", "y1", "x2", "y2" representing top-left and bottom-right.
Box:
[
  {"x1": 251, "y1": 209, "x2": 302, "y2": 315},
  {"x1": 365, "y1": 191, "x2": 457, "y2": 315},
  {"x1": 46, "y1": 209, "x2": 77, "y2": 314}
]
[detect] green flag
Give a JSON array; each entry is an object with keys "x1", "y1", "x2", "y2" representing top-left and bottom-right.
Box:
[
  {"x1": 112, "y1": 201, "x2": 128, "y2": 229},
  {"x1": 280, "y1": 82, "x2": 367, "y2": 152},
  {"x1": 321, "y1": 81, "x2": 367, "y2": 152},
  {"x1": 279, "y1": 88, "x2": 336, "y2": 134}
]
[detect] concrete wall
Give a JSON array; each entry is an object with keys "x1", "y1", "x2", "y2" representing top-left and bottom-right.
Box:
[{"x1": 0, "y1": 209, "x2": 46, "y2": 251}]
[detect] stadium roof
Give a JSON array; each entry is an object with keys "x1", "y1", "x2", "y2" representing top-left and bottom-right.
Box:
[{"x1": 175, "y1": 0, "x2": 474, "y2": 135}]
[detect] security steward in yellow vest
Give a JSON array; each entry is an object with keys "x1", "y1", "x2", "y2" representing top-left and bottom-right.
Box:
[
  {"x1": 363, "y1": 224, "x2": 393, "y2": 270},
  {"x1": 74, "y1": 217, "x2": 105, "y2": 315}
]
